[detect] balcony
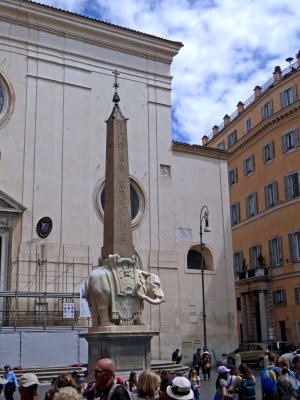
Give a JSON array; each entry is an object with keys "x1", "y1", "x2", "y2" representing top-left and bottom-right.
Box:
[{"x1": 236, "y1": 267, "x2": 269, "y2": 281}]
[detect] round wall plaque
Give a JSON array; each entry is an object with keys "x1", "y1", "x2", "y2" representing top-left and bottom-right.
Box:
[{"x1": 36, "y1": 217, "x2": 53, "y2": 238}]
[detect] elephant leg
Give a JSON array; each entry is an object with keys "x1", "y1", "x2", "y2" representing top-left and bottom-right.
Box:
[{"x1": 98, "y1": 304, "x2": 113, "y2": 325}]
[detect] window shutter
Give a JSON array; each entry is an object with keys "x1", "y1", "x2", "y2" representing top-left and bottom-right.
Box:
[
  {"x1": 289, "y1": 233, "x2": 296, "y2": 262},
  {"x1": 270, "y1": 99, "x2": 274, "y2": 115},
  {"x1": 234, "y1": 168, "x2": 237, "y2": 183},
  {"x1": 282, "y1": 290, "x2": 286, "y2": 304},
  {"x1": 254, "y1": 192, "x2": 258, "y2": 214},
  {"x1": 270, "y1": 141, "x2": 274, "y2": 158},
  {"x1": 261, "y1": 106, "x2": 265, "y2": 119},
  {"x1": 293, "y1": 128, "x2": 299, "y2": 147},
  {"x1": 280, "y1": 92, "x2": 285, "y2": 108},
  {"x1": 243, "y1": 159, "x2": 247, "y2": 176},
  {"x1": 294, "y1": 173, "x2": 300, "y2": 197},
  {"x1": 268, "y1": 239, "x2": 273, "y2": 266},
  {"x1": 251, "y1": 155, "x2": 255, "y2": 171},
  {"x1": 274, "y1": 181, "x2": 278, "y2": 204},
  {"x1": 292, "y1": 85, "x2": 297, "y2": 102},
  {"x1": 282, "y1": 134, "x2": 287, "y2": 153},
  {"x1": 284, "y1": 176, "x2": 290, "y2": 200},
  {"x1": 278, "y1": 236, "x2": 282, "y2": 263},
  {"x1": 264, "y1": 186, "x2": 269, "y2": 209},
  {"x1": 295, "y1": 288, "x2": 299, "y2": 303},
  {"x1": 237, "y1": 203, "x2": 240, "y2": 223}
]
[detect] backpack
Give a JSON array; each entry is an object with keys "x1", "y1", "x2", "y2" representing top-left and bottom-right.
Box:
[
  {"x1": 261, "y1": 367, "x2": 279, "y2": 394},
  {"x1": 240, "y1": 377, "x2": 256, "y2": 400}
]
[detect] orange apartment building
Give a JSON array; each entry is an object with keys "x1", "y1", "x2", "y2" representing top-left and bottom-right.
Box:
[{"x1": 204, "y1": 51, "x2": 300, "y2": 345}]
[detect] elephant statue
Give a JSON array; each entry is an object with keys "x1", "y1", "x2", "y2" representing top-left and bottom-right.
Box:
[{"x1": 85, "y1": 254, "x2": 164, "y2": 326}]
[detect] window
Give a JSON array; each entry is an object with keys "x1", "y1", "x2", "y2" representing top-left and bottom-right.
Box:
[
  {"x1": 284, "y1": 172, "x2": 300, "y2": 200},
  {"x1": 263, "y1": 141, "x2": 275, "y2": 163},
  {"x1": 280, "y1": 85, "x2": 297, "y2": 108},
  {"x1": 228, "y1": 167, "x2": 238, "y2": 187},
  {"x1": 187, "y1": 249, "x2": 206, "y2": 270},
  {"x1": 273, "y1": 289, "x2": 286, "y2": 306},
  {"x1": 233, "y1": 251, "x2": 243, "y2": 274},
  {"x1": 295, "y1": 287, "x2": 300, "y2": 304},
  {"x1": 231, "y1": 202, "x2": 240, "y2": 225},
  {"x1": 268, "y1": 236, "x2": 282, "y2": 266},
  {"x1": 288, "y1": 231, "x2": 300, "y2": 262},
  {"x1": 261, "y1": 100, "x2": 273, "y2": 119},
  {"x1": 264, "y1": 181, "x2": 278, "y2": 209},
  {"x1": 246, "y1": 192, "x2": 258, "y2": 218},
  {"x1": 249, "y1": 244, "x2": 261, "y2": 269},
  {"x1": 228, "y1": 130, "x2": 237, "y2": 148},
  {"x1": 282, "y1": 129, "x2": 299, "y2": 152},
  {"x1": 101, "y1": 184, "x2": 139, "y2": 220},
  {"x1": 216, "y1": 140, "x2": 225, "y2": 150},
  {"x1": 245, "y1": 118, "x2": 252, "y2": 133},
  {"x1": 243, "y1": 155, "x2": 255, "y2": 175}
]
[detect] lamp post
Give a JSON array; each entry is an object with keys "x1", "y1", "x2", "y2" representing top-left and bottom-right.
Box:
[{"x1": 199, "y1": 206, "x2": 211, "y2": 348}]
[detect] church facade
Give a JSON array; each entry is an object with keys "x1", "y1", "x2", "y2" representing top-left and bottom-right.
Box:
[{"x1": 0, "y1": 0, "x2": 237, "y2": 366}]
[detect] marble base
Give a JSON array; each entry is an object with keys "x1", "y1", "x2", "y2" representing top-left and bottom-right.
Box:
[{"x1": 80, "y1": 329, "x2": 158, "y2": 375}]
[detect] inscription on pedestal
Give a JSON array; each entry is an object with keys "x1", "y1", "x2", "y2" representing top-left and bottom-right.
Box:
[{"x1": 115, "y1": 342, "x2": 144, "y2": 370}]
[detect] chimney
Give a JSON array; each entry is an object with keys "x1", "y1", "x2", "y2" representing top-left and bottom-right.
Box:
[
  {"x1": 223, "y1": 114, "x2": 230, "y2": 126},
  {"x1": 273, "y1": 66, "x2": 282, "y2": 83},
  {"x1": 296, "y1": 50, "x2": 300, "y2": 69},
  {"x1": 212, "y1": 125, "x2": 219, "y2": 137},
  {"x1": 254, "y1": 85, "x2": 262, "y2": 99},
  {"x1": 202, "y1": 135, "x2": 209, "y2": 146},
  {"x1": 237, "y1": 101, "x2": 244, "y2": 114}
]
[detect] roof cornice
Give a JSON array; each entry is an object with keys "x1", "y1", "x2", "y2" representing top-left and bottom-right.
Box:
[
  {"x1": 1, "y1": 1, "x2": 183, "y2": 62},
  {"x1": 172, "y1": 141, "x2": 228, "y2": 160}
]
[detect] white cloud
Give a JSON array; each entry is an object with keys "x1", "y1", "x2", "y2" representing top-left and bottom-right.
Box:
[{"x1": 35, "y1": 0, "x2": 300, "y2": 143}]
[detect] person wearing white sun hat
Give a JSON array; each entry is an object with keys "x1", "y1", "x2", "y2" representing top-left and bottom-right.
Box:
[{"x1": 166, "y1": 377, "x2": 194, "y2": 400}]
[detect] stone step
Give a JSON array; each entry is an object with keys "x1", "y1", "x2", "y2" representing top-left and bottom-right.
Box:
[{"x1": 7, "y1": 361, "x2": 189, "y2": 383}]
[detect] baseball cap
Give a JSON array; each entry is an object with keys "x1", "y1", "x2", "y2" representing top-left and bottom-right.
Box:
[
  {"x1": 19, "y1": 373, "x2": 39, "y2": 388},
  {"x1": 217, "y1": 365, "x2": 230, "y2": 374}
]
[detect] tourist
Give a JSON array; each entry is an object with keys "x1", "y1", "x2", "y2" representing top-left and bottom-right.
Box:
[
  {"x1": 2, "y1": 365, "x2": 18, "y2": 400},
  {"x1": 261, "y1": 353, "x2": 281, "y2": 400},
  {"x1": 166, "y1": 376, "x2": 194, "y2": 400},
  {"x1": 201, "y1": 347, "x2": 211, "y2": 381},
  {"x1": 172, "y1": 349, "x2": 182, "y2": 364},
  {"x1": 233, "y1": 364, "x2": 256, "y2": 400},
  {"x1": 125, "y1": 372, "x2": 138, "y2": 394},
  {"x1": 56, "y1": 387, "x2": 83, "y2": 400},
  {"x1": 135, "y1": 370, "x2": 160, "y2": 400},
  {"x1": 227, "y1": 367, "x2": 238, "y2": 400},
  {"x1": 275, "y1": 376, "x2": 296, "y2": 400},
  {"x1": 18, "y1": 373, "x2": 39, "y2": 400},
  {"x1": 215, "y1": 366, "x2": 232, "y2": 400},
  {"x1": 188, "y1": 369, "x2": 201, "y2": 400},
  {"x1": 160, "y1": 376, "x2": 172, "y2": 400},
  {"x1": 192, "y1": 349, "x2": 202, "y2": 376},
  {"x1": 94, "y1": 358, "x2": 131, "y2": 400},
  {"x1": 0, "y1": 378, "x2": 8, "y2": 397},
  {"x1": 292, "y1": 356, "x2": 300, "y2": 400}
]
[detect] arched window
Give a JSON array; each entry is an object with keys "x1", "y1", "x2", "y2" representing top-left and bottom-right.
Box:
[
  {"x1": 187, "y1": 249, "x2": 206, "y2": 270},
  {"x1": 187, "y1": 245, "x2": 213, "y2": 271}
]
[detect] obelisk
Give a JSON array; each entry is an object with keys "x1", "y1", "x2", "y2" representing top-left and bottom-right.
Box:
[{"x1": 101, "y1": 70, "x2": 135, "y2": 259}]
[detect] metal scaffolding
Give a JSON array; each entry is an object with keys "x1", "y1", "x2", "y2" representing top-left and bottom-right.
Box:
[{"x1": 0, "y1": 245, "x2": 95, "y2": 331}]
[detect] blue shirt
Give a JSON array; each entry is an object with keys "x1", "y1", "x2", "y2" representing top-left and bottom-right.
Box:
[{"x1": 2, "y1": 370, "x2": 18, "y2": 388}]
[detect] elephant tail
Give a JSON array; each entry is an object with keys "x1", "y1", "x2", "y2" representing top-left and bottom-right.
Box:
[{"x1": 85, "y1": 278, "x2": 90, "y2": 306}]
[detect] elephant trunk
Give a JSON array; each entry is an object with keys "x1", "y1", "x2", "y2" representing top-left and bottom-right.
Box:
[{"x1": 136, "y1": 291, "x2": 164, "y2": 304}]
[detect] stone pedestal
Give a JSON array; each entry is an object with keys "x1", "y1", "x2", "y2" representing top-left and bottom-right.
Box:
[{"x1": 80, "y1": 327, "x2": 158, "y2": 375}]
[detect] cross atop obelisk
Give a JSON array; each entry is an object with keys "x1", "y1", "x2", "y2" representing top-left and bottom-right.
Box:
[{"x1": 101, "y1": 70, "x2": 135, "y2": 259}]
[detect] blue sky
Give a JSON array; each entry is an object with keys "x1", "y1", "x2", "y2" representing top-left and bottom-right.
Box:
[{"x1": 35, "y1": 0, "x2": 300, "y2": 144}]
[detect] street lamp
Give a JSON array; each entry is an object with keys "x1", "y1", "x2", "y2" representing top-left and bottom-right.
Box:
[{"x1": 199, "y1": 206, "x2": 211, "y2": 348}]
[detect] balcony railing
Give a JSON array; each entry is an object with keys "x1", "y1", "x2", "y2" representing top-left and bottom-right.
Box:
[
  {"x1": 208, "y1": 60, "x2": 299, "y2": 140},
  {"x1": 236, "y1": 267, "x2": 269, "y2": 281}
]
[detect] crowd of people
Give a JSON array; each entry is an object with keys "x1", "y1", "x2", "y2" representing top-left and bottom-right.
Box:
[
  {"x1": 214, "y1": 352, "x2": 300, "y2": 400},
  {"x1": 2, "y1": 349, "x2": 300, "y2": 400}
]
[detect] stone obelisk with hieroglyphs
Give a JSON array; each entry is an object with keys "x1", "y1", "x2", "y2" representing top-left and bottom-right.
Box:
[{"x1": 101, "y1": 70, "x2": 135, "y2": 259}]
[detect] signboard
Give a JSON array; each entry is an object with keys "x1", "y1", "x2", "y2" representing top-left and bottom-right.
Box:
[
  {"x1": 63, "y1": 302, "x2": 75, "y2": 319},
  {"x1": 80, "y1": 283, "x2": 91, "y2": 318}
]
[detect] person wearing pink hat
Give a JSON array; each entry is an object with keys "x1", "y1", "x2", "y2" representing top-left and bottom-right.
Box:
[{"x1": 215, "y1": 366, "x2": 232, "y2": 400}]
